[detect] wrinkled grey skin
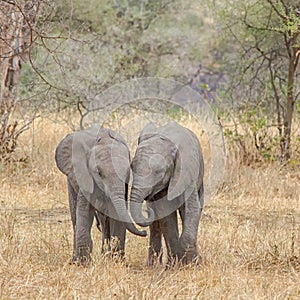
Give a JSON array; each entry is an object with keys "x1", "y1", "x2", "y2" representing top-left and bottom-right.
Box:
[
  {"x1": 130, "y1": 121, "x2": 204, "y2": 266},
  {"x1": 55, "y1": 127, "x2": 146, "y2": 265}
]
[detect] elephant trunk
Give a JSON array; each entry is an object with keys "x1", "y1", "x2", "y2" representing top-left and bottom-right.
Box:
[
  {"x1": 110, "y1": 190, "x2": 147, "y2": 237},
  {"x1": 130, "y1": 187, "x2": 154, "y2": 227}
]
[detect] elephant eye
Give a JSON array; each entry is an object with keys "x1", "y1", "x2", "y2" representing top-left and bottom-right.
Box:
[
  {"x1": 154, "y1": 166, "x2": 166, "y2": 174},
  {"x1": 95, "y1": 167, "x2": 102, "y2": 176}
]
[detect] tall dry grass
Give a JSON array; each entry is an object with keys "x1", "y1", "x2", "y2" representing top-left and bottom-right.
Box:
[{"x1": 0, "y1": 116, "x2": 299, "y2": 299}]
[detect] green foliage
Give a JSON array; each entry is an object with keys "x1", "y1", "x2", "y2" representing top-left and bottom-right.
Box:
[
  {"x1": 17, "y1": 0, "x2": 214, "y2": 123},
  {"x1": 276, "y1": 2, "x2": 300, "y2": 43},
  {"x1": 297, "y1": 99, "x2": 300, "y2": 114},
  {"x1": 223, "y1": 105, "x2": 285, "y2": 162},
  {"x1": 214, "y1": 0, "x2": 300, "y2": 160},
  {"x1": 166, "y1": 106, "x2": 183, "y2": 120}
]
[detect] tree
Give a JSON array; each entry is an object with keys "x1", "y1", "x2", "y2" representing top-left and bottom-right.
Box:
[
  {"x1": 216, "y1": 0, "x2": 300, "y2": 160},
  {"x1": 0, "y1": 0, "x2": 219, "y2": 160},
  {"x1": 35, "y1": 0, "x2": 212, "y2": 128},
  {"x1": 0, "y1": 0, "x2": 42, "y2": 160}
]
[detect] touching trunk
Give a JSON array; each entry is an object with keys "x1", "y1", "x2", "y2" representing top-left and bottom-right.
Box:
[
  {"x1": 110, "y1": 191, "x2": 147, "y2": 237},
  {"x1": 130, "y1": 187, "x2": 154, "y2": 227}
]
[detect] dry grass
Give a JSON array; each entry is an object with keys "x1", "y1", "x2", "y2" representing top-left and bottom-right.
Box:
[{"x1": 0, "y1": 117, "x2": 299, "y2": 299}]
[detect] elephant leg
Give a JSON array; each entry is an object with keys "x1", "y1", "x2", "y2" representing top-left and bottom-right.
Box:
[
  {"x1": 178, "y1": 188, "x2": 201, "y2": 265},
  {"x1": 107, "y1": 183, "x2": 127, "y2": 258},
  {"x1": 147, "y1": 220, "x2": 163, "y2": 266},
  {"x1": 109, "y1": 218, "x2": 126, "y2": 258},
  {"x1": 95, "y1": 211, "x2": 102, "y2": 232},
  {"x1": 178, "y1": 205, "x2": 185, "y2": 231},
  {"x1": 160, "y1": 211, "x2": 180, "y2": 267},
  {"x1": 199, "y1": 183, "x2": 204, "y2": 217},
  {"x1": 67, "y1": 178, "x2": 77, "y2": 263},
  {"x1": 97, "y1": 212, "x2": 111, "y2": 254},
  {"x1": 75, "y1": 191, "x2": 95, "y2": 265}
]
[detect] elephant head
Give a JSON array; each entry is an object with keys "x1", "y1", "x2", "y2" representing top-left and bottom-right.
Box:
[
  {"x1": 130, "y1": 121, "x2": 204, "y2": 227},
  {"x1": 55, "y1": 126, "x2": 146, "y2": 237}
]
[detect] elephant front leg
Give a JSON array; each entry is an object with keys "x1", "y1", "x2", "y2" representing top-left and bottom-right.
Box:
[
  {"x1": 160, "y1": 211, "x2": 180, "y2": 267},
  {"x1": 67, "y1": 179, "x2": 78, "y2": 263},
  {"x1": 75, "y1": 191, "x2": 95, "y2": 266},
  {"x1": 147, "y1": 220, "x2": 163, "y2": 266}
]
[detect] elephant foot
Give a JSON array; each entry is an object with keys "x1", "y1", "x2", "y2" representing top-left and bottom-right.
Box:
[
  {"x1": 110, "y1": 250, "x2": 126, "y2": 263},
  {"x1": 165, "y1": 256, "x2": 180, "y2": 270},
  {"x1": 164, "y1": 253, "x2": 201, "y2": 269},
  {"x1": 147, "y1": 251, "x2": 163, "y2": 267},
  {"x1": 70, "y1": 246, "x2": 92, "y2": 267},
  {"x1": 191, "y1": 254, "x2": 202, "y2": 266},
  {"x1": 179, "y1": 250, "x2": 201, "y2": 266},
  {"x1": 177, "y1": 237, "x2": 201, "y2": 266},
  {"x1": 69, "y1": 256, "x2": 91, "y2": 267},
  {"x1": 101, "y1": 247, "x2": 126, "y2": 263},
  {"x1": 69, "y1": 255, "x2": 77, "y2": 265}
]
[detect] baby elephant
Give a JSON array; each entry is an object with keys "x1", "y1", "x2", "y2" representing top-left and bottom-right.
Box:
[
  {"x1": 130, "y1": 121, "x2": 204, "y2": 266},
  {"x1": 55, "y1": 126, "x2": 146, "y2": 265}
]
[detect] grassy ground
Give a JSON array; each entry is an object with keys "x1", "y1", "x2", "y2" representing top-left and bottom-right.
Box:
[{"x1": 0, "y1": 117, "x2": 299, "y2": 299}]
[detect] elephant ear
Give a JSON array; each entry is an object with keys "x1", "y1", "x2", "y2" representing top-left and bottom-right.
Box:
[
  {"x1": 167, "y1": 131, "x2": 201, "y2": 201},
  {"x1": 72, "y1": 130, "x2": 96, "y2": 194},
  {"x1": 107, "y1": 129, "x2": 131, "y2": 182},
  {"x1": 138, "y1": 122, "x2": 157, "y2": 144},
  {"x1": 108, "y1": 129, "x2": 129, "y2": 149},
  {"x1": 55, "y1": 133, "x2": 74, "y2": 176}
]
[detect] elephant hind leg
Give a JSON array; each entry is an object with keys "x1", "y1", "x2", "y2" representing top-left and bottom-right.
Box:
[
  {"x1": 178, "y1": 189, "x2": 201, "y2": 265},
  {"x1": 97, "y1": 212, "x2": 111, "y2": 254},
  {"x1": 109, "y1": 219, "x2": 126, "y2": 259},
  {"x1": 147, "y1": 220, "x2": 163, "y2": 266}
]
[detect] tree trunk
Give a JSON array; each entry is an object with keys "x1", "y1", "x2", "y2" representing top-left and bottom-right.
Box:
[
  {"x1": 282, "y1": 47, "x2": 299, "y2": 160},
  {"x1": 0, "y1": 1, "x2": 39, "y2": 159}
]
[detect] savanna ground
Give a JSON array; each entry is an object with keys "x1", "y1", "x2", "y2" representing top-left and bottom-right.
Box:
[{"x1": 0, "y1": 116, "x2": 299, "y2": 299}]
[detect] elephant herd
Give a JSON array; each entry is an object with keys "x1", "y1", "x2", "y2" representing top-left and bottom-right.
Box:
[{"x1": 55, "y1": 121, "x2": 204, "y2": 267}]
